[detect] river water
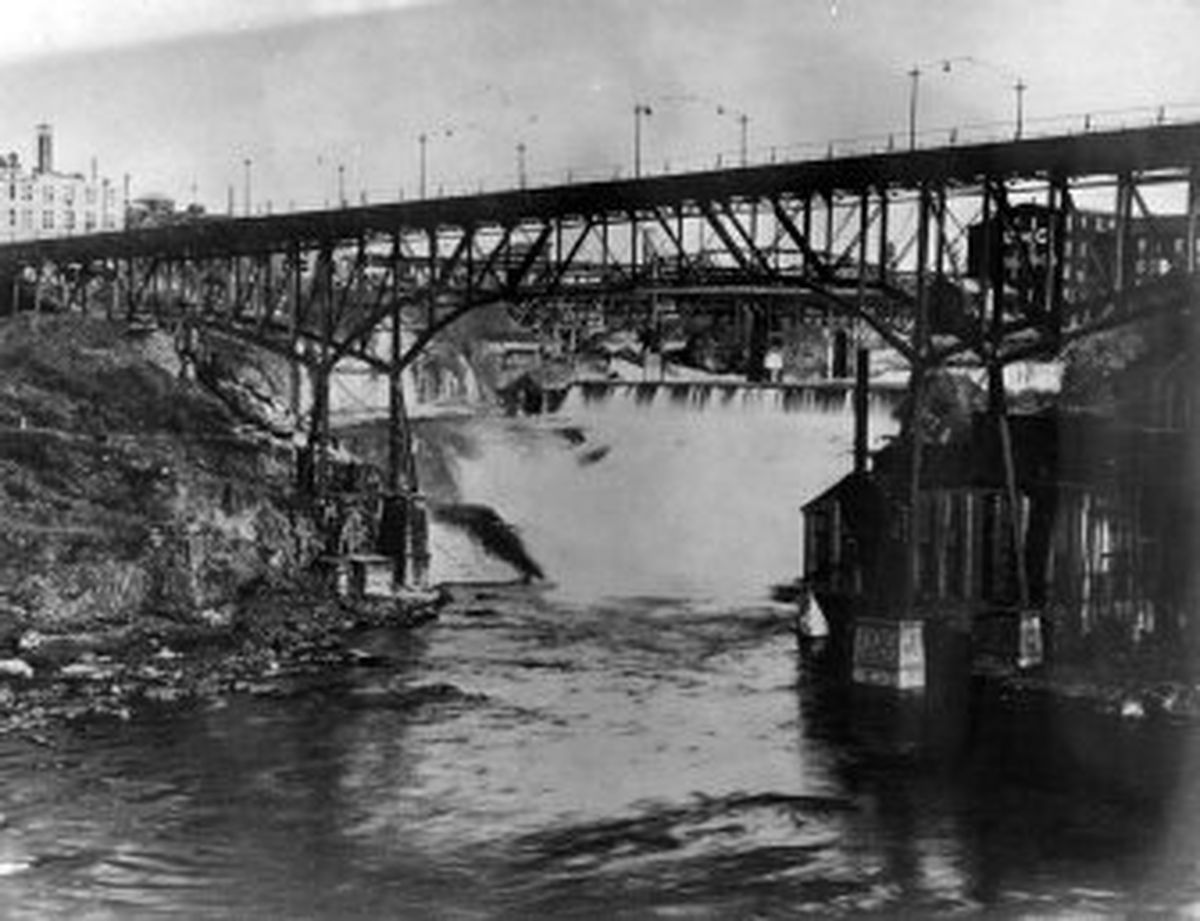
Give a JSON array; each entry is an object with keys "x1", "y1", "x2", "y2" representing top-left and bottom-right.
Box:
[{"x1": 2, "y1": 385, "x2": 1200, "y2": 919}]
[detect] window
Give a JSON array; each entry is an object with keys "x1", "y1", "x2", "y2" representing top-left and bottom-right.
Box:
[
  {"x1": 20, "y1": 184, "x2": 32, "y2": 201},
  {"x1": 63, "y1": 210, "x2": 75, "y2": 230},
  {"x1": 85, "y1": 212, "x2": 95, "y2": 231},
  {"x1": 21, "y1": 210, "x2": 32, "y2": 229},
  {"x1": 7, "y1": 209, "x2": 14, "y2": 227},
  {"x1": 42, "y1": 185, "x2": 53, "y2": 203},
  {"x1": 63, "y1": 186, "x2": 74, "y2": 206},
  {"x1": 85, "y1": 186, "x2": 96, "y2": 205},
  {"x1": 42, "y1": 210, "x2": 53, "y2": 229}
]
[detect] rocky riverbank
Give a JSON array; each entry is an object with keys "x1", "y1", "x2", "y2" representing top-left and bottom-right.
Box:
[{"x1": 0, "y1": 312, "x2": 438, "y2": 737}]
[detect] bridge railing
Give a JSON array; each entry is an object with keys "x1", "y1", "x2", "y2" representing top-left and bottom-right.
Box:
[{"x1": 6, "y1": 102, "x2": 1200, "y2": 237}]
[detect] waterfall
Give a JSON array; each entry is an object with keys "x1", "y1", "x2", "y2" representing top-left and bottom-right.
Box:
[{"x1": 427, "y1": 380, "x2": 900, "y2": 606}]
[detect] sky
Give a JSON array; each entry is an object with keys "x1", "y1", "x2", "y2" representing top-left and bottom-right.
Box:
[{"x1": 1, "y1": 0, "x2": 1199, "y2": 213}]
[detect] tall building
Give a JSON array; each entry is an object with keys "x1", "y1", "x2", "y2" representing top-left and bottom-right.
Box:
[{"x1": 0, "y1": 124, "x2": 123, "y2": 241}]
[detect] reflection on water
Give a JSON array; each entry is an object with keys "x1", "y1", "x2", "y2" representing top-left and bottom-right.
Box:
[{"x1": 2, "y1": 395, "x2": 1199, "y2": 918}]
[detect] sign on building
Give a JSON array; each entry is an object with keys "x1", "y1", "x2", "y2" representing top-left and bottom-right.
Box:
[{"x1": 967, "y1": 202, "x2": 1063, "y2": 324}]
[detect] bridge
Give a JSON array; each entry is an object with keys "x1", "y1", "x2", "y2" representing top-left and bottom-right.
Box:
[{"x1": 2, "y1": 122, "x2": 1198, "y2": 586}]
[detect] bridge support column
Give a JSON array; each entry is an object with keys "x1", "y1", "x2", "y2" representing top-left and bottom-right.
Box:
[
  {"x1": 853, "y1": 347, "x2": 870, "y2": 473},
  {"x1": 303, "y1": 363, "x2": 331, "y2": 497},
  {"x1": 383, "y1": 305, "x2": 429, "y2": 590},
  {"x1": 746, "y1": 302, "x2": 769, "y2": 382},
  {"x1": 1188, "y1": 166, "x2": 1199, "y2": 275}
]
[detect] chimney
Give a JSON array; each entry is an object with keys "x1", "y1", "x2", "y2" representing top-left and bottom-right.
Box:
[{"x1": 36, "y1": 123, "x2": 52, "y2": 174}]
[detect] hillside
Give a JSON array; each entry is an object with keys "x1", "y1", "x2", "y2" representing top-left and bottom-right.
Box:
[{"x1": 0, "y1": 314, "x2": 320, "y2": 636}]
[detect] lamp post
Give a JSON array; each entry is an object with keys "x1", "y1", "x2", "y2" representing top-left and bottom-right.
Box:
[
  {"x1": 418, "y1": 133, "x2": 428, "y2": 199},
  {"x1": 1014, "y1": 78, "x2": 1027, "y2": 140},
  {"x1": 243, "y1": 158, "x2": 252, "y2": 216},
  {"x1": 717, "y1": 105, "x2": 750, "y2": 167},
  {"x1": 633, "y1": 103, "x2": 652, "y2": 179},
  {"x1": 907, "y1": 66, "x2": 921, "y2": 151},
  {"x1": 337, "y1": 164, "x2": 346, "y2": 207},
  {"x1": 936, "y1": 56, "x2": 1027, "y2": 142},
  {"x1": 516, "y1": 141, "x2": 527, "y2": 190}
]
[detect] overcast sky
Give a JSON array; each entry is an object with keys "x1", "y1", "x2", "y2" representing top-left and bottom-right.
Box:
[{"x1": 1, "y1": 0, "x2": 1198, "y2": 212}]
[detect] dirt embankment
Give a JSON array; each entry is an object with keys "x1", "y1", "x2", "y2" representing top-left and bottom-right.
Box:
[{"x1": 0, "y1": 314, "x2": 369, "y2": 731}]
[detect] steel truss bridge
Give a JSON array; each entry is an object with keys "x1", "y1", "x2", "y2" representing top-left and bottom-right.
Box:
[{"x1": 1, "y1": 122, "x2": 1198, "y2": 584}]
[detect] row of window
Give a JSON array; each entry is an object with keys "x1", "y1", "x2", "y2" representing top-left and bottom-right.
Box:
[
  {"x1": 1063, "y1": 234, "x2": 1199, "y2": 260},
  {"x1": 4, "y1": 181, "x2": 110, "y2": 206},
  {"x1": 6, "y1": 208, "x2": 117, "y2": 232}
]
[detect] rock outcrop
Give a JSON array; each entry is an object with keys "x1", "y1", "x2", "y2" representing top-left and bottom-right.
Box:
[{"x1": 0, "y1": 314, "x2": 320, "y2": 644}]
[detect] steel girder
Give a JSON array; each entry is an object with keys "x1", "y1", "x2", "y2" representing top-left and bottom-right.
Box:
[{"x1": 0, "y1": 122, "x2": 1197, "y2": 383}]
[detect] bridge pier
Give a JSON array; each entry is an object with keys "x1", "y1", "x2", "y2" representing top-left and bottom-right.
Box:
[{"x1": 384, "y1": 308, "x2": 429, "y2": 590}]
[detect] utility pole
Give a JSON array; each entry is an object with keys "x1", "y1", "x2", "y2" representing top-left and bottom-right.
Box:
[
  {"x1": 633, "y1": 103, "x2": 652, "y2": 179},
  {"x1": 1014, "y1": 78, "x2": 1027, "y2": 140},
  {"x1": 242, "y1": 158, "x2": 252, "y2": 216},
  {"x1": 908, "y1": 66, "x2": 921, "y2": 150},
  {"x1": 418, "y1": 133, "x2": 428, "y2": 199}
]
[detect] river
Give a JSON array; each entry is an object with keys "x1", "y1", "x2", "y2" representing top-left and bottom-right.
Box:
[{"x1": 2, "y1": 384, "x2": 1199, "y2": 919}]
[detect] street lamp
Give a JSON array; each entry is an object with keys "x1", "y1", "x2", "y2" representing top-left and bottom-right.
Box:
[
  {"x1": 337, "y1": 164, "x2": 346, "y2": 207},
  {"x1": 418, "y1": 133, "x2": 428, "y2": 199},
  {"x1": 633, "y1": 103, "x2": 652, "y2": 179},
  {"x1": 935, "y1": 56, "x2": 1027, "y2": 142},
  {"x1": 516, "y1": 141, "x2": 527, "y2": 190},
  {"x1": 717, "y1": 105, "x2": 750, "y2": 166},
  {"x1": 1014, "y1": 78, "x2": 1027, "y2": 140},
  {"x1": 243, "y1": 158, "x2": 252, "y2": 216},
  {"x1": 907, "y1": 66, "x2": 921, "y2": 151}
]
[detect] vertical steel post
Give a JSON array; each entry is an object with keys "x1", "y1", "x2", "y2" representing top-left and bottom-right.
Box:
[
  {"x1": 288, "y1": 243, "x2": 303, "y2": 420},
  {"x1": 878, "y1": 185, "x2": 889, "y2": 285},
  {"x1": 823, "y1": 191, "x2": 835, "y2": 261},
  {"x1": 906, "y1": 184, "x2": 931, "y2": 613},
  {"x1": 310, "y1": 246, "x2": 334, "y2": 498},
  {"x1": 425, "y1": 228, "x2": 437, "y2": 328},
  {"x1": 857, "y1": 189, "x2": 869, "y2": 336},
  {"x1": 982, "y1": 184, "x2": 1004, "y2": 415},
  {"x1": 1114, "y1": 172, "x2": 1132, "y2": 297},
  {"x1": 1046, "y1": 177, "x2": 1066, "y2": 350},
  {"x1": 386, "y1": 285, "x2": 411, "y2": 589},
  {"x1": 853, "y1": 347, "x2": 870, "y2": 474},
  {"x1": 108, "y1": 259, "x2": 118, "y2": 320},
  {"x1": 802, "y1": 195, "x2": 813, "y2": 280},
  {"x1": 1188, "y1": 165, "x2": 1199, "y2": 275}
]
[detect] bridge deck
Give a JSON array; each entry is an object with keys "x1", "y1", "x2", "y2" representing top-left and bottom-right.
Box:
[{"x1": 1, "y1": 122, "x2": 1198, "y2": 265}]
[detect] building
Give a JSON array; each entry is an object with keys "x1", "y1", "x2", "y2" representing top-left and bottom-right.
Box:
[
  {"x1": 801, "y1": 314, "x2": 1200, "y2": 680},
  {"x1": 1063, "y1": 210, "x2": 1197, "y2": 304},
  {"x1": 0, "y1": 124, "x2": 122, "y2": 242}
]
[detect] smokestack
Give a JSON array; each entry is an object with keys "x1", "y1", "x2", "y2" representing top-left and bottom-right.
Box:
[{"x1": 36, "y1": 123, "x2": 52, "y2": 174}]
